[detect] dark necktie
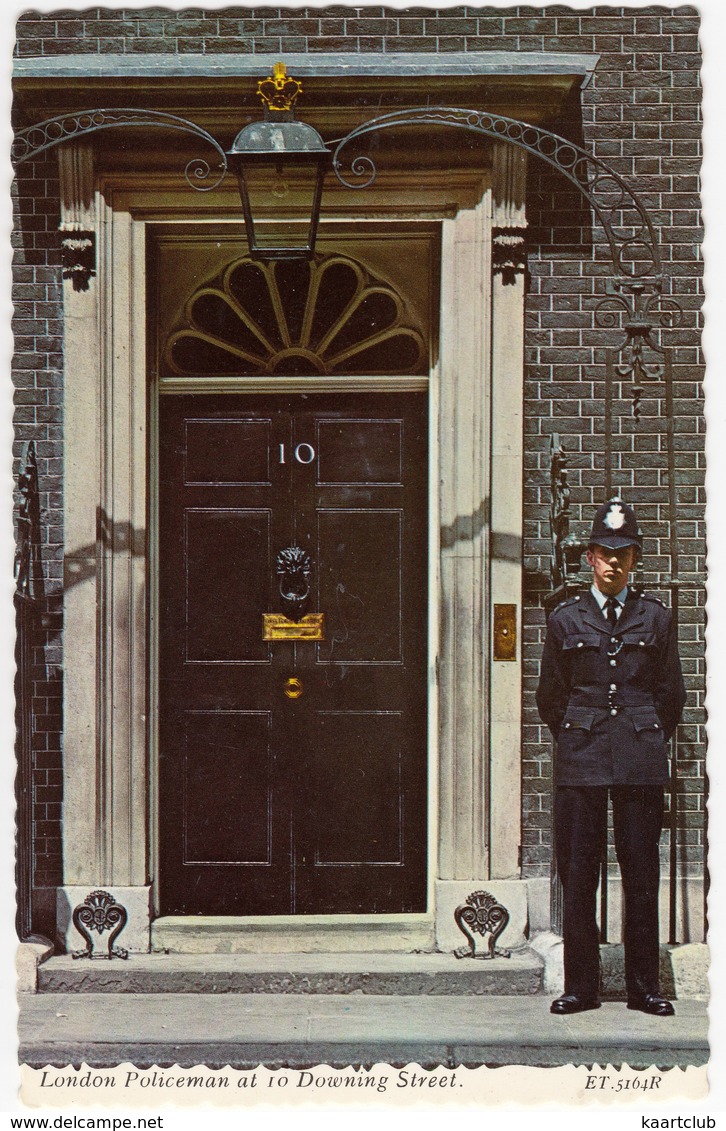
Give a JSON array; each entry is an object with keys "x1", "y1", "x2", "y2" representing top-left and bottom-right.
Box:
[{"x1": 605, "y1": 597, "x2": 619, "y2": 629}]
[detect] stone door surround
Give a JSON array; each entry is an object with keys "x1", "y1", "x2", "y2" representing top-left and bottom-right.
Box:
[{"x1": 56, "y1": 125, "x2": 527, "y2": 952}]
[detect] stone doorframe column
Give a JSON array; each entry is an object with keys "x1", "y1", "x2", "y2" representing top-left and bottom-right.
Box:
[
  {"x1": 57, "y1": 144, "x2": 151, "y2": 952},
  {"x1": 55, "y1": 141, "x2": 526, "y2": 955},
  {"x1": 435, "y1": 144, "x2": 526, "y2": 952}
]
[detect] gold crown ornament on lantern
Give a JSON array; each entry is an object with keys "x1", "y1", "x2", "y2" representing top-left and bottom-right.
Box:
[{"x1": 257, "y1": 62, "x2": 303, "y2": 114}]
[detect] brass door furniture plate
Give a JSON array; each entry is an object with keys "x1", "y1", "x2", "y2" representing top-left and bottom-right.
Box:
[
  {"x1": 493, "y1": 604, "x2": 517, "y2": 661},
  {"x1": 263, "y1": 612, "x2": 325, "y2": 641}
]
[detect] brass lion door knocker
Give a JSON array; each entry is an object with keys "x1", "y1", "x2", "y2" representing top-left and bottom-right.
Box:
[
  {"x1": 262, "y1": 545, "x2": 325, "y2": 642},
  {"x1": 276, "y1": 545, "x2": 311, "y2": 615}
]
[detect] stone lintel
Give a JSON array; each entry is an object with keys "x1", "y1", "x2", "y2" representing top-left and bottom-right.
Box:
[{"x1": 14, "y1": 51, "x2": 600, "y2": 81}]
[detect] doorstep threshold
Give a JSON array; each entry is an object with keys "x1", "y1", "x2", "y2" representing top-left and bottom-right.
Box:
[
  {"x1": 37, "y1": 949, "x2": 544, "y2": 996},
  {"x1": 153, "y1": 914, "x2": 433, "y2": 928},
  {"x1": 151, "y1": 914, "x2": 436, "y2": 954}
]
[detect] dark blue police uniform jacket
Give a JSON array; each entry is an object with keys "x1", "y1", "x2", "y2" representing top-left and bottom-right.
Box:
[{"x1": 536, "y1": 589, "x2": 686, "y2": 786}]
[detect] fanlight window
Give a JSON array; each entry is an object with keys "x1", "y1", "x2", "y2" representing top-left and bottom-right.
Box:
[{"x1": 164, "y1": 255, "x2": 427, "y2": 377}]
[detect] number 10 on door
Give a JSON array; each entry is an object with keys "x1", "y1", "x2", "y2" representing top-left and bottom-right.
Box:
[{"x1": 279, "y1": 443, "x2": 315, "y2": 465}]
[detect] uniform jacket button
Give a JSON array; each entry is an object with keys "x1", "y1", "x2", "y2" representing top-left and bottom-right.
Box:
[
  {"x1": 610, "y1": 708, "x2": 618, "y2": 716},
  {"x1": 610, "y1": 659, "x2": 617, "y2": 667},
  {"x1": 577, "y1": 642, "x2": 584, "y2": 648}
]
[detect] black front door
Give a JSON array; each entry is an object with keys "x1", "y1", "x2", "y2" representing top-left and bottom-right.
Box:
[{"x1": 158, "y1": 392, "x2": 428, "y2": 914}]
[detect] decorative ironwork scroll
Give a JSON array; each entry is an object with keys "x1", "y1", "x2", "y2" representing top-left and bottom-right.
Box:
[
  {"x1": 12, "y1": 108, "x2": 228, "y2": 192},
  {"x1": 15, "y1": 102, "x2": 665, "y2": 287},
  {"x1": 333, "y1": 107, "x2": 662, "y2": 280},
  {"x1": 596, "y1": 279, "x2": 682, "y2": 421},
  {"x1": 71, "y1": 890, "x2": 129, "y2": 960},
  {"x1": 453, "y1": 890, "x2": 511, "y2": 960}
]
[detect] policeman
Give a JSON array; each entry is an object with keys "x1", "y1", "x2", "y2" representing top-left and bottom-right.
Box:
[{"x1": 536, "y1": 498, "x2": 686, "y2": 1016}]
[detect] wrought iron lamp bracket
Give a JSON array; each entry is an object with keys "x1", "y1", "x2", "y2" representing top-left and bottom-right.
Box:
[
  {"x1": 331, "y1": 108, "x2": 685, "y2": 420},
  {"x1": 12, "y1": 108, "x2": 229, "y2": 192},
  {"x1": 15, "y1": 102, "x2": 666, "y2": 287},
  {"x1": 331, "y1": 106, "x2": 663, "y2": 281},
  {"x1": 596, "y1": 277, "x2": 682, "y2": 418}
]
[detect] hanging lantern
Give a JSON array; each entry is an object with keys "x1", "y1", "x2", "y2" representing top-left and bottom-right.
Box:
[{"x1": 227, "y1": 62, "x2": 330, "y2": 260}]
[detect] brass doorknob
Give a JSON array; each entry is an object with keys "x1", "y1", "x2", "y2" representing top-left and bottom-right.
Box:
[{"x1": 283, "y1": 677, "x2": 304, "y2": 699}]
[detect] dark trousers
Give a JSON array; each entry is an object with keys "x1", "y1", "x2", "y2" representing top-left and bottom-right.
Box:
[{"x1": 554, "y1": 785, "x2": 665, "y2": 1001}]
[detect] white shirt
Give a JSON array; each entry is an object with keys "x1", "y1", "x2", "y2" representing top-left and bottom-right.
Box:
[{"x1": 591, "y1": 584, "x2": 628, "y2": 620}]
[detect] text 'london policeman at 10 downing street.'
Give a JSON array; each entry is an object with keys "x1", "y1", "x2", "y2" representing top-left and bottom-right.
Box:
[{"x1": 536, "y1": 498, "x2": 686, "y2": 1018}]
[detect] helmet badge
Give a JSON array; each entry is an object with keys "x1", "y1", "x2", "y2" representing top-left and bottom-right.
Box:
[{"x1": 603, "y1": 502, "x2": 626, "y2": 531}]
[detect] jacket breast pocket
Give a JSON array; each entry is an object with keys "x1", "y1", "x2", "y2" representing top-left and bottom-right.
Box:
[
  {"x1": 621, "y1": 632, "x2": 658, "y2": 650},
  {"x1": 563, "y1": 633, "x2": 601, "y2": 653}
]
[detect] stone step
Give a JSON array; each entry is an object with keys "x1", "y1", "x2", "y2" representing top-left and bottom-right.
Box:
[
  {"x1": 150, "y1": 914, "x2": 435, "y2": 954},
  {"x1": 19, "y1": 993, "x2": 709, "y2": 1071},
  {"x1": 37, "y1": 949, "x2": 543, "y2": 996}
]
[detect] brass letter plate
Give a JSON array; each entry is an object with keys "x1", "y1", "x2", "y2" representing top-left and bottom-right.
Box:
[
  {"x1": 263, "y1": 613, "x2": 325, "y2": 641},
  {"x1": 493, "y1": 604, "x2": 517, "y2": 661}
]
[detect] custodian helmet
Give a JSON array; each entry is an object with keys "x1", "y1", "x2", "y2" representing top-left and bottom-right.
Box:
[{"x1": 589, "y1": 497, "x2": 643, "y2": 554}]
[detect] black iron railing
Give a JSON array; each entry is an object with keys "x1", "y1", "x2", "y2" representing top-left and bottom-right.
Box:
[{"x1": 15, "y1": 441, "x2": 42, "y2": 941}]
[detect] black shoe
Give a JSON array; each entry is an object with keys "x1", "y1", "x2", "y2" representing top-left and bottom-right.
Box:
[
  {"x1": 550, "y1": 994, "x2": 601, "y2": 1015},
  {"x1": 627, "y1": 993, "x2": 675, "y2": 1016}
]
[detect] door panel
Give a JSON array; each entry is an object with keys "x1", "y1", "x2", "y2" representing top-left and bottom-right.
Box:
[
  {"x1": 311, "y1": 712, "x2": 403, "y2": 865},
  {"x1": 316, "y1": 419, "x2": 403, "y2": 485},
  {"x1": 184, "y1": 418, "x2": 271, "y2": 485},
  {"x1": 185, "y1": 509, "x2": 272, "y2": 663},
  {"x1": 183, "y1": 711, "x2": 272, "y2": 864},
  {"x1": 159, "y1": 392, "x2": 428, "y2": 915},
  {"x1": 316, "y1": 509, "x2": 403, "y2": 663}
]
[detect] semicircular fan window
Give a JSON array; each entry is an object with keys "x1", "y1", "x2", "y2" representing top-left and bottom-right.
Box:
[{"x1": 164, "y1": 255, "x2": 427, "y2": 377}]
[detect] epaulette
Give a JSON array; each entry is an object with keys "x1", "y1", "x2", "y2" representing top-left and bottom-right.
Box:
[
  {"x1": 640, "y1": 593, "x2": 666, "y2": 607},
  {"x1": 554, "y1": 594, "x2": 582, "y2": 613}
]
